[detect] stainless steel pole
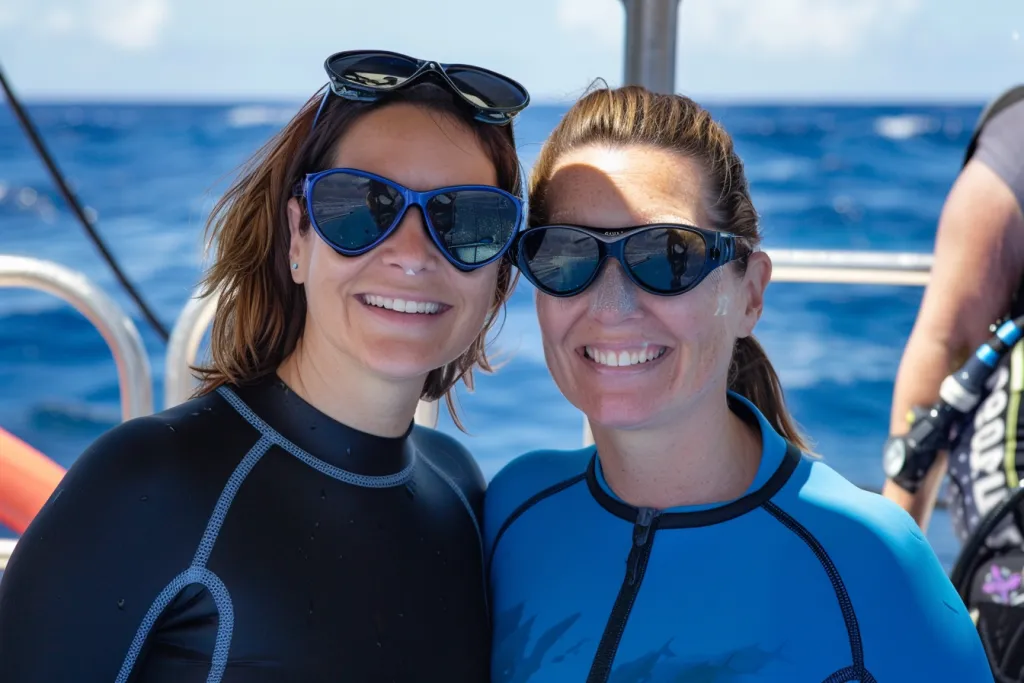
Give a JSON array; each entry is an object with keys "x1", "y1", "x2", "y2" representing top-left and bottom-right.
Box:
[{"x1": 621, "y1": 0, "x2": 682, "y2": 93}]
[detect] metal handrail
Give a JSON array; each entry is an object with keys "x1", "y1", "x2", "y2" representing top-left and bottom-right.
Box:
[
  {"x1": 0, "y1": 255, "x2": 153, "y2": 421},
  {"x1": 767, "y1": 249, "x2": 933, "y2": 286},
  {"x1": 163, "y1": 288, "x2": 218, "y2": 409},
  {"x1": 164, "y1": 287, "x2": 442, "y2": 427}
]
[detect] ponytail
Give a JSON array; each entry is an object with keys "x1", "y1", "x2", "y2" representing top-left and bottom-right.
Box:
[{"x1": 728, "y1": 335, "x2": 812, "y2": 453}]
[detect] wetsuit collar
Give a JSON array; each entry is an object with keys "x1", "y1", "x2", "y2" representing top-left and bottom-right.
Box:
[
  {"x1": 231, "y1": 374, "x2": 415, "y2": 477},
  {"x1": 587, "y1": 391, "x2": 801, "y2": 527}
]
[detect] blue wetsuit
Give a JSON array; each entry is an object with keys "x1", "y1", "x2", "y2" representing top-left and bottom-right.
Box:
[{"x1": 484, "y1": 394, "x2": 993, "y2": 682}]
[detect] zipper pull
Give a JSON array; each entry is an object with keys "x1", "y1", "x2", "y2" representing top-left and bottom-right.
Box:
[{"x1": 626, "y1": 507, "x2": 658, "y2": 585}]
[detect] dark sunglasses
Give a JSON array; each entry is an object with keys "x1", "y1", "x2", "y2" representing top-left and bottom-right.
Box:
[
  {"x1": 511, "y1": 224, "x2": 741, "y2": 297},
  {"x1": 294, "y1": 168, "x2": 524, "y2": 271},
  {"x1": 311, "y1": 49, "x2": 530, "y2": 130}
]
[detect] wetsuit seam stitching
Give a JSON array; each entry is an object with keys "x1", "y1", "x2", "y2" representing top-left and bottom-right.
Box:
[
  {"x1": 114, "y1": 568, "x2": 235, "y2": 683},
  {"x1": 116, "y1": 433, "x2": 270, "y2": 683},
  {"x1": 192, "y1": 435, "x2": 272, "y2": 567},
  {"x1": 487, "y1": 472, "x2": 587, "y2": 575},
  {"x1": 763, "y1": 501, "x2": 866, "y2": 672},
  {"x1": 216, "y1": 386, "x2": 414, "y2": 487}
]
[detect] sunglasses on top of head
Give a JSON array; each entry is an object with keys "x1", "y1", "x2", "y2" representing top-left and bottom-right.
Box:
[
  {"x1": 293, "y1": 168, "x2": 524, "y2": 272},
  {"x1": 510, "y1": 223, "x2": 743, "y2": 297},
  {"x1": 309, "y1": 49, "x2": 531, "y2": 131}
]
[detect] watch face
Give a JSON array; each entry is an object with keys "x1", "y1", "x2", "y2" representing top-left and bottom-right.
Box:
[{"x1": 883, "y1": 439, "x2": 906, "y2": 478}]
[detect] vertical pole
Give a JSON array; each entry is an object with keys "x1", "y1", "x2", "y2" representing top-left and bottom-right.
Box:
[{"x1": 621, "y1": 0, "x2": 682, "y2": 94}]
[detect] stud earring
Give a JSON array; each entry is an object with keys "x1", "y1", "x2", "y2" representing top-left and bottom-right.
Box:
[{"x1": 291, "y1": 263, "x2": 299, "y2": 270}]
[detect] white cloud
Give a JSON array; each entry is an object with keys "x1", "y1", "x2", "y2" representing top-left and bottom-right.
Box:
[
  {"x1": 6, "y1": 0, "x2": 170, "y2": 50},
  {"x1": 0, "y1": 2, "x2": 21, "y2": 28},
  {"x1": 89, "y1": 0, "x2": 169, "y2": 50},
  {"x1": 557, "y1": 0, "x2": 923, "y2": 56},
  {"x1": 557, "y1": 0, "x2": 622, "y2": 47},
  {"x1": 41, "y1": 7, "x2": 75, "y2": 36}
]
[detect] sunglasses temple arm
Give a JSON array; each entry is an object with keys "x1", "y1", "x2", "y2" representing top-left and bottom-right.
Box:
[
  {"x1": 719, "y1": 234, "x2": 737, "y2": 264},
  {"x1": 309, "y1": 85, "x2": 331, "y2": 133}
]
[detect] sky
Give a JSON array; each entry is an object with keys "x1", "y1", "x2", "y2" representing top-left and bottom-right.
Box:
[{"x1": 0, "y1": 0, "x2": 1021, "y2": 103}]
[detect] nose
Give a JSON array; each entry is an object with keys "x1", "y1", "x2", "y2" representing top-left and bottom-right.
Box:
[
  {"x1": 587, "y1": 260, "x2": 643, "y2": 324},
  {"x1": 379, "y1": 206, "x2": 440, "y2": 275}
]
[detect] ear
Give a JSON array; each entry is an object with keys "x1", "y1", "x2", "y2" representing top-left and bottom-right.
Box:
[
  {"x1": 287, "y1": 197, "x2": 308, "y2": 284},
  {"x1": 736, "y1": 251, "x2": 771, "y2": 338}
]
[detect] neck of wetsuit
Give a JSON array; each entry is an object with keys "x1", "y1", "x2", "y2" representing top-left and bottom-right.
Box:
[{"x1": 230, "y1": 374, "x2": 415, "y2": 476}]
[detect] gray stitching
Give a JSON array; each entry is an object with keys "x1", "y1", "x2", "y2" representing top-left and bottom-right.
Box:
[
  {"x1": 192, "y1": 436, "x2": 272, "y2": 567},
  {"x1": 216, "y1": 386, "x2": 414, "y2": 488},
  {"x1": 115, "y1": 567, "x2": 233, "y2": 683}
]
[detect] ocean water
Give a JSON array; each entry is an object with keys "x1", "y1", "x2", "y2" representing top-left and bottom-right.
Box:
[{"x1": 0, "y1": 100, "x2": 983, "y2": 566}]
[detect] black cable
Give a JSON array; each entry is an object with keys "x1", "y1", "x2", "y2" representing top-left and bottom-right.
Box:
[{"x1": 0, "y1": 60, "x2": 170, "y2": 342}]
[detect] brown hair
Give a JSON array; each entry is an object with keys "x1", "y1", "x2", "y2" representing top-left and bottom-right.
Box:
[
  {"x1": 192, "y1": 84, "x2": 522, "y2": 430},
  {"x1": 529, "y1": 84, "x2": 809, "y2": 450}
]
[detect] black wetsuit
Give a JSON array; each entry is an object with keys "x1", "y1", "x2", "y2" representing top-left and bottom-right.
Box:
[{"x1": 0, "y1": 375, "x2": 489, "y2": 682}]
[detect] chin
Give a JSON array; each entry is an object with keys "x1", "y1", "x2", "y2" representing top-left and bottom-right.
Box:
[
  {"x1": 358, "y1": 340, "x2": 462, "y2": 382},
  {"x1": 576, "y1": 395, "x2": 663, "y2": 432}
]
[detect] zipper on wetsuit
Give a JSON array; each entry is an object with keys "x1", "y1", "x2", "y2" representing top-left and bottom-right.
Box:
[
  {"x1": 626, "y1": 506, "x2": 656, "y2": 585},
  {"x1": 586, "y1": 506, "x2": 659, "y2": 683}
]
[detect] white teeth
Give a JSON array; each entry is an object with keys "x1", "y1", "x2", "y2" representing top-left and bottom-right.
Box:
[
  {"x1": 584, "y1": 345, "x2": 667, "y2": 367},
  {"x1": 362, "y1": 295, "x2": 441, "y2": 314}
]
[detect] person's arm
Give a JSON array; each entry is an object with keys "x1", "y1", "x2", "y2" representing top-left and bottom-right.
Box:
[
  {"x1": 0, "y1": 418, "x2": 195, "y2": 682},
  {"x1": 884, "y1": 158, "x2": 1024, "y2": 530}
]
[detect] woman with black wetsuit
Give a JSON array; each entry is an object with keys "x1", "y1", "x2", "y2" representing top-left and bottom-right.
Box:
[{"x1": 0, "y1": 50, "x2": 528, "y2": 682}]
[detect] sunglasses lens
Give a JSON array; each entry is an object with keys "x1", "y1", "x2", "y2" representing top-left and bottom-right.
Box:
[
  {"x1": 520, "y1": 227, "x2": 601, "y2": 294},
  {"x1": 445, "y1": 66, "x2": 529, "y2": 111},
  {"x1": 309, "y1": 173, "x2": 404, "y2": 251},
  {"x1": 328, "y1": 52, "x2": 420, "y2": 90},
  {"x1": 426, "y1": 190, "x2": 520, "y2": 265},
  {"x1": 625, "y1": 227, "x2": 707, "y2": 294}
]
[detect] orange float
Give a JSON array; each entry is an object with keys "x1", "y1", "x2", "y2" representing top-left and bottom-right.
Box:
[{"x1": 0, "y1": 428, "x2": 66, "y2": 534}]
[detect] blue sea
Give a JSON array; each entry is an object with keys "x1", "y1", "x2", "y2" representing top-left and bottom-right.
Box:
[{"x1": 0, "y1": 100, "x2": 983, "y2": 566}]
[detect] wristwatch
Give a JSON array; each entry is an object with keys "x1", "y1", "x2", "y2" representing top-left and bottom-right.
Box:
[{"x1": 881, "y1": 406, "x2": 941, "y2": 493}]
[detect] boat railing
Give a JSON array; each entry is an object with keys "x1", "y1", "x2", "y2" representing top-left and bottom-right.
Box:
[
  {"x1": 0, "y1": 255, "x2": 154, "y2": 421},
  {"x1": 0, "y1": 255, "x2": 155, "y2": 570}
]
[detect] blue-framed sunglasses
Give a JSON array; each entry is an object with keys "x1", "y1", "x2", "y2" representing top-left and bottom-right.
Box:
[
  {"x1": 294, "y1": 168, "x2": 524, "y2": 271},
  {"x1": 310, "y1": 49, "x2": 530, "y2": 130},
  {"x1": 511, "y1": 224, "x2": 741, "y2": 297}
]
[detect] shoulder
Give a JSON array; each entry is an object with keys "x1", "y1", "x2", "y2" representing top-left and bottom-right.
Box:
[
  {"x1": 20, "y1": 389, "x2": 253, "y2": 545},
  {"x1": 59, "y1": 389, "x2": 245, "y2": 490},
  {"x1": 773, "y1": 459, "x2": 991, "y2": 677},
  {"x1": 0, "y1": 390, "x2": 255, "y2": 676},
  {"x1": 483, "y1": 447, "x2": 592, "y2": 551},
  {"x1": 973, "y1": 90, "x2": 1024, "y2": 210},
  {"x1": 409, "y1": 425, "x2": 485, "y2": 499},
  {"x1": 774, "y1": 458, "x2": 946, "y2": 577}
]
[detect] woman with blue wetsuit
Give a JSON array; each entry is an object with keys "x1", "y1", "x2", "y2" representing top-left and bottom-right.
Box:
[
  {"x1": 0, "y1": 50, "x2": 528, "y2": 681},
  {"x1": 485, "y1": 84, "x2": 993, "y2": 682}
]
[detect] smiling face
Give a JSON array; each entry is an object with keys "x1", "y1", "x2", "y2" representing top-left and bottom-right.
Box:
[
  {"x1": 286, "y1": 102, "x2": 502, "y2": 384},
  {"x1": 534, "y1": 144, "x2": 769, "y2": 431}
]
